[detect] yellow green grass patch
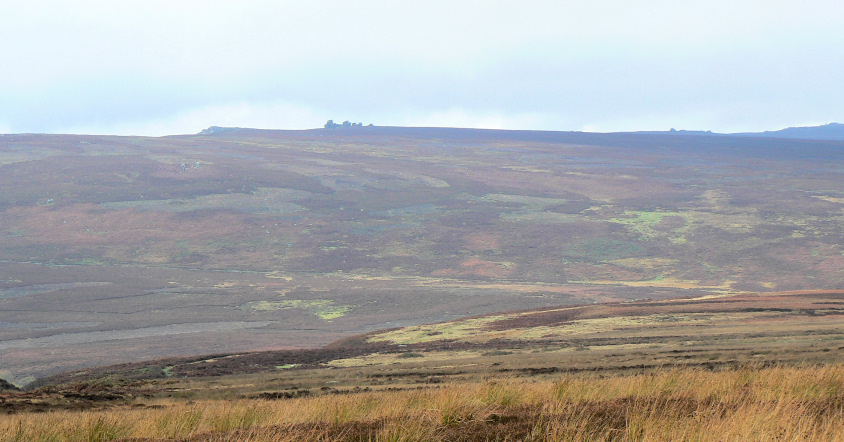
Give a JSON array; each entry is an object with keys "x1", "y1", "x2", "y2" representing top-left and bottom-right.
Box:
[
  {"x1": 246, "y1": 299, "x2": 351, "y2": 320},
  {"x1": 609, "y1": 210, "x2": 692, "y2": 244}
]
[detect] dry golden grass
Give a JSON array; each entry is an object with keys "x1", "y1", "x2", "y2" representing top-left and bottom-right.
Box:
[{"x1": 2, "y1": 364, "x2": 842, "y2": 441}]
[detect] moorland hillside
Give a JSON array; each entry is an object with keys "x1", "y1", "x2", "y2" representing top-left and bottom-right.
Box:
[{"x1": 0, "y1": 126, "x2": 841, "y2": 384}]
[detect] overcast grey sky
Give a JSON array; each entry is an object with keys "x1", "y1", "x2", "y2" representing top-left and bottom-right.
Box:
[{"x1": 2, "y1": 1, "x2": 843, "y2": 135}]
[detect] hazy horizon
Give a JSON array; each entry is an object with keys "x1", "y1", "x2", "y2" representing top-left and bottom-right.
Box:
[
  {"x1": 3, "y1": 2, "x2": 843, "y2": 136},
  {"x1": 4, "y1": 121, "x2": 842, "y2": 138}
]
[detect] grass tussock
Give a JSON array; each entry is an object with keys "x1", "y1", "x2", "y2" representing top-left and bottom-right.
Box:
[{"x1": 1, "y1": 364, "x2": 842, "y2": 441}]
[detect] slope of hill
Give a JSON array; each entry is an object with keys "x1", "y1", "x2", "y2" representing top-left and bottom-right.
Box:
[
  {"x1": 34, "y1": 289, "x2": 844, "y2": 387},
  {"x1": 0, "y1": 127, "x2": 842, "y2": 385},
  {"x1": 3, "y1": 290, "x2": 841, "y2": 440},
  {"x1": 637, "y1": 122, "x2": 844, "y2": 140},
  {"x1": 736, "y1": 122, "x2": 844, "y2": 140}
]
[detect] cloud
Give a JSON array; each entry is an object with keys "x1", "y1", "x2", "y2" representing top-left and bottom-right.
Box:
[
  {"x1": 2, "y1": 2, "x2": 844, "y2": 134},
  {"x1": 400, "y1": 109, "x2": 555, "y2": 131},
  {"x1": 61, "y1": 102, "x2": 323, "y2": 136}
]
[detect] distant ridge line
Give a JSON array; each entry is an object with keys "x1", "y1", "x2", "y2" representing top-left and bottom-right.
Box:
[
  {"x1": 733, "y1": 122, "x2": 844, "y2": 140},
  {"x1": 196, "y1": 122, "x2": 844, "y2": 141}
]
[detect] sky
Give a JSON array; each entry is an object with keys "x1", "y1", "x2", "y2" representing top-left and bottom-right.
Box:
[{"x1": 2, "y1": 1, "x2": 844, "y2": 136}]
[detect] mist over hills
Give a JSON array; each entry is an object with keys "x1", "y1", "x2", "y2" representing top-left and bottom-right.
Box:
[
  {"x1": 734, "y1": 122, "x2": 844, "y2": 140},
  {"x1": 632, "y1": 122, "x2": 844, "y2": 141},
  {"x1": 207, "y1": 123, "x2": 844, "y2": 157}
]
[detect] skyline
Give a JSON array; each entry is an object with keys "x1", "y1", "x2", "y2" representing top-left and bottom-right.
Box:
[{"x1": 2, "y1": 1, "x2": 844, "y2": 136}]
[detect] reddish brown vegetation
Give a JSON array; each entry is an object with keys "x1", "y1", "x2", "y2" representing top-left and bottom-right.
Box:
[
  {"x1": 432, "y1": 258, "x2": 514, "y2": 279},
  {"x1": 485, "y1": 291, "x2": 844, "y2": 331}
]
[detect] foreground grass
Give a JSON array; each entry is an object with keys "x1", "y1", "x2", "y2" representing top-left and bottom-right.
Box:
[{"x1": 3, "y1": 364, "x2": 843, "y2": 441}]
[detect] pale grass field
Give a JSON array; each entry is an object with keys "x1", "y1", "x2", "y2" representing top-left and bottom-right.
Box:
[{"x1": 2, "y1": 364, "x2": 842, "y2": 441}]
